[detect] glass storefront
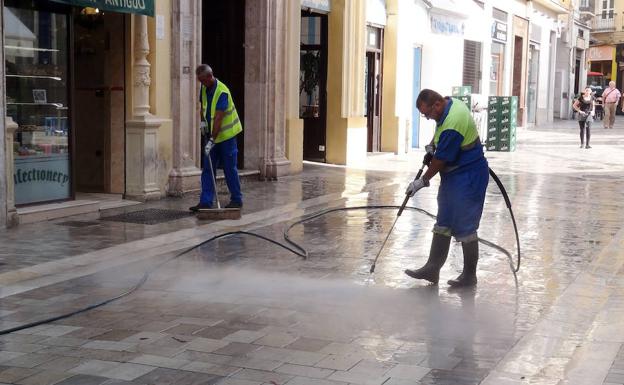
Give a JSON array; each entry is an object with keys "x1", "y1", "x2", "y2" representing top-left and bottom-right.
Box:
[{"x1": 4, "y1": 1, "x2": 70, "y2": 205}]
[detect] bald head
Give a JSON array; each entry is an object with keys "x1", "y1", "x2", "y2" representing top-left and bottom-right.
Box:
[{"x1": 609, "y1": 80, "x2": 616, "y2": 88}]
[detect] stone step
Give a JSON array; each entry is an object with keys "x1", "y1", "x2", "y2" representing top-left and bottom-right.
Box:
[{"x1": 16, "y1": 200, "x2": 101, "y2": 224}]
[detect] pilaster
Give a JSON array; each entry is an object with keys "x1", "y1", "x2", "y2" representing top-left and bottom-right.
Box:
[
  {"x1": 4, "y1": 117, "x2": 18, "y2": 227},
  {"x1": 167, "y1": 0, "x2": 202, "y2": 196},
  {"x1": 125, "y1": 14, "x2": 163, "y2": 201},
  {"x1": 245, "y1": 0, "x2": 291, "y2": 180}
]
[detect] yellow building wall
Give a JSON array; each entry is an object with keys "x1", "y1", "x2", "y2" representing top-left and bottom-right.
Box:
[
  {"x1": 286, "y1": 1, "x2": 303, "y2": 174},
  {"x1": 326, "y1": 0, "x2": 367, "y2": 165},
  {"x1": 126, "y1": 6, "x2": 173, "y2": 196},
  {"x1": 381, "y1": 0, "x2": 399, "y2": 153},
  {"x1": 149, "y1": 1, "x2": 173, "y2": 193}
]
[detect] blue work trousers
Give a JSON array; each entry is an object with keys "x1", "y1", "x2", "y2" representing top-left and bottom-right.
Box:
[{"x1": 201, "y1": 136, "x2": 242, "y2": 206}]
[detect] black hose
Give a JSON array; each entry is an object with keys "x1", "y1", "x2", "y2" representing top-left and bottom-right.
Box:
[
  {"x1": 0, "y1": 198, "x2": 519, "y2": 335},
  {"x1": 488, "y1": 167, "x2": 521, "y2": 273}
]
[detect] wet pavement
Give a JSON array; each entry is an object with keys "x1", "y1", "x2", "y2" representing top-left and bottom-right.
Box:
[{"x1": 0, "y1": 119, "x2": 624, "y2": 384}]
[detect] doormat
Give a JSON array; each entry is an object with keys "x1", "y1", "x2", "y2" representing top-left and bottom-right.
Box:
[
  {"x1": 100, "y1": 208, "x2": 192, "y2": 225},
  {"x1": 58, "y1": 221, "x2": 101, "y2": 227}
]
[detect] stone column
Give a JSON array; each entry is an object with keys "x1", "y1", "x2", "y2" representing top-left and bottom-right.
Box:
[
  {"x1": 4, "y1": 117, "x2": 18, "y2": 227},
  {"x1": 126, "y1": 14, "x2": 163, "y2": 201},
  {"x1": 245, "y1": 0, "x2": 291, "y2": 180},
  {"x1": 168, "y1": 0, "x2": 202, "y2": 196}
]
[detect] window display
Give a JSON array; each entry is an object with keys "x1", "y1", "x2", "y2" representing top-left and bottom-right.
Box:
[{"x1": 4, "y1": 1, "x2": 71, "y2": 205}]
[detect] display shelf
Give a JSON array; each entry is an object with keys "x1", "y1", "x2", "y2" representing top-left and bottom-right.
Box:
[{"x1": 6, "y1": 74, "x2": 63, "y2": 81}]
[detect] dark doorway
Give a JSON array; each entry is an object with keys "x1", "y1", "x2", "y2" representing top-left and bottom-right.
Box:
[
  {"x1": 73, "y1": 9, "x2": 125, "y2": 193},
  {"x1": 365, "y1": 26, "x2": 383, "y2": 153},
  {"x1": 202, "y1": 0, "x2": 245, "y2": 168},
  {"x1": 300, "y1": 10, "x2": 328, "y2": 162},
  {"x1": 512, "y1": 35, "x2": 523, "y2": 125}
]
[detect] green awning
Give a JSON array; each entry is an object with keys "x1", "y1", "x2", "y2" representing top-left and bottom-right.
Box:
[{"x1": 50, "y1": 0, "x2": 154, "y2": 17}]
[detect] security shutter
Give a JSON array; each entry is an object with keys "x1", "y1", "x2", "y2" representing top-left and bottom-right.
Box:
[{"x1": 463, "y1": 40, "x2": 482, "y2": 94}]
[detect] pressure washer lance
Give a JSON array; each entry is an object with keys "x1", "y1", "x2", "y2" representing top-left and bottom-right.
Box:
[{"x1": 369, "y1": 162, "x2": 427, "y2": 273}]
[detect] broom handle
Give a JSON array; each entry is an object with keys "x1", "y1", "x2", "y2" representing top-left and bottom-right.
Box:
[{"x1": 207, "y1": 152, "x2": 221, "y2": 209}]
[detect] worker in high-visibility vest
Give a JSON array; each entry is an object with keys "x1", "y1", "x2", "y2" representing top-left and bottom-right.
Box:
[
  {"x1": 404, "y1": 89, "x2": 489, "y2": 288},
  {"x1": 189, "y1": 64, "x2": 243, "y2": 212}
]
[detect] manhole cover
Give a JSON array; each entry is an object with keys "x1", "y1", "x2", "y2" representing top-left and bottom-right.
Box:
[
  {"x1": 58, "y1": 221, "x2": 101, "y2": 227},
  {"x1": 100, "y1": 209, "x2": 192, "y2": 225}
]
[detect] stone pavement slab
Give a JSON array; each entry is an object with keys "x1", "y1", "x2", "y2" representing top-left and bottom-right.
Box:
[{"x1": 0, "y1": 120, "x2": 623, "y2": 385}]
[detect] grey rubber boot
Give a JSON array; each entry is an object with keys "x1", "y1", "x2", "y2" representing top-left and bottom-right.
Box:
[
  {"x1": 404, "y1": 233, "x2": 451, "y2": 284},
  {"x1": 448, "y1": 240, "x2": 479, "y2": 287}
]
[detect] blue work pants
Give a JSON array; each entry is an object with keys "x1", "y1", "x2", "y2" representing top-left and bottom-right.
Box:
[{"x1": 200, "y1": 136, "x2": 242, "y2": 206}]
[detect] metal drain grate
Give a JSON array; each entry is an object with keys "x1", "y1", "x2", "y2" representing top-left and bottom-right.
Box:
[
  {"x1": 100, "y1": 208, "x2": 192, "y2": 225},
  {"x1": 58, "y1": 221, "x2": 101, "y2": 227}
]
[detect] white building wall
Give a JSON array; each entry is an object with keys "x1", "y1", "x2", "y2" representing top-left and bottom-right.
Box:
[{"x1": 394, "y1": 0, "x2": 490, "y2": 149}]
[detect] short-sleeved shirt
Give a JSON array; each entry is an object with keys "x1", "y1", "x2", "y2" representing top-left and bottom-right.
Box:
[
  {"x1": 434, "y1": 98, "x2": 486, "y2": 175},
  {"x1": 577, "y1": 95, "x2": 593, "y2": 114},
  {"x1": 602, "y1": 87, "x2": 621, "y2": 104},
  {"x1": 199, "y1": 80, "x2": 229, "y2": 124}
]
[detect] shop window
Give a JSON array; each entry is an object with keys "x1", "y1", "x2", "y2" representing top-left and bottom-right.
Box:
[
  {"x1": 4, "y1": 1, "x2": 71, "y2": 205},
  {"x1": 601, "y1": 0, "x2": 614, "y2": 18},
  {"x1": 463, "y1": 40, "x2": 482, "y2": 94},
  {"x1": 490, "y1": 42, "x2": 504, "y2": 96}
]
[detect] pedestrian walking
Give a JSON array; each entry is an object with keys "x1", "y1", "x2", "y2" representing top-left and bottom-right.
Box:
[
  {"x1": 404, "y1": 89, "x2": 489, "y2": 288},
  {"x1": 189, "y1": 64, "x2": 243, "y2": 212},
  {"x1": 573, "y1": 87, "x2": 595, "y2": 149},
  {"x1": 602, "y1": 80, "x2": 620, "y2": 129}
]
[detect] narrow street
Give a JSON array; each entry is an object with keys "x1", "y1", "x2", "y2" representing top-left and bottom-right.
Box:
[{"x1": 1, "y1": 120, "x2": 624, "y2": 385}]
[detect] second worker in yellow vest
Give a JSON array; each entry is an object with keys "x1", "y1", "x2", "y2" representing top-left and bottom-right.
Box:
[{"x1": 189, "y1": 64, "x2": 243, "y2": 212}]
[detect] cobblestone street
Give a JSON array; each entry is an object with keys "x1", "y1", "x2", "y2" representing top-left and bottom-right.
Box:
[{"x1": 1, "y1": 120, "x2": 624, "y2": 385}]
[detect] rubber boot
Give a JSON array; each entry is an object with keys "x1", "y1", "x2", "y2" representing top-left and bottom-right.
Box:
[
  {"x1": 404, "y1": 233, "x2": 451, "y2": 284},
  {"x1": 448, "y1": 240, "x2": 479, "y2": 288}
]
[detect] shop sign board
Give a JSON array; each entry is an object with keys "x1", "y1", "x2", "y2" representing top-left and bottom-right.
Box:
[
  {"x1": 587, "y1": 45, "x2": 613, "y2": 62},
  {"x1": 302, "y1": 0, "x2": 331, "y2": 13},
  {"x1": 50, "y1": 0, "x2": 155, "y2": 17},
  {"x1": 492, "y1": 21, "x2": 507, "y2": 42},
  {"x1": 14, "y1": 154, "x2": 70, "y2": 205},
  {"x1": 430, "y1": 12, "x2": 464, "y2": 36}
]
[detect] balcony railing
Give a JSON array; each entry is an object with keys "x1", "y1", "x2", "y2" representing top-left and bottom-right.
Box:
[{"x1": 592, "y1": 14, "x2": 616, "y2": 31}]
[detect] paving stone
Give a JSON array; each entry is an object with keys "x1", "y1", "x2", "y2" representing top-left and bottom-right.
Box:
[
  {"x1": 315, "y1": 354, "x2": 363, "y2": 371},
  {"x1": 212, "y1": 342, "x2": 262, "y2": 357},
  {"x1": 192, "y1": 326, "x2": 239, "y2": 340},
  {"x1": 91, "y1": 330, "x2": 140, "y2": 342},
  {"x1": 275, "y1": 363, "x2": 334, "y2": 379},
  {"x1": 69, "y1": 360, "x2": 121, "y2": 377},
  {"x1": 384, "y1": 364, "x2": 430, "y2": 380},
  {"x1": 35, "y1": 357, "x2": 85, "y2": 372},
  {"x1": 1, "y1": 353, "x2": 58, "y2": 368},
  {"x1": 284, "y1": 377, "x2": 348, "y2": 385},
  {"x1": 231, "y1": 368, "x2": 293, "y2": 384},
  {"x1": 0, "y1": 343, "x2": 45, "y2": 354},
  {"x1": 183, "y1": 337, "x2": 230, "y2": 353},
  {"x1": 0, "y1": 367, "x2": 41, "y2": 383},
  {"x1": 101, "y1": 363, "x2": 156, "y2": 381},
  {"x1": 14, "y1": 370, "x2": 74, "y2": 385},
  {"x1": 252, "y1": 332, "x2": 298, "y2": 348},
  {"x1": 286, "y1": 338, "x2": 332, "y2": 352},
  {"x1": 223, "y1": 330, "x2": 266, "y2": 344},
  {"x1": 54, "y1": 375, "x2": 110, "y2": 385},
  {"x1": 179, "y1": 361, "x2": 240, "y2": 377},
  {"x1": 129, "y1": 354, "x2": 190, "y2": 370}
]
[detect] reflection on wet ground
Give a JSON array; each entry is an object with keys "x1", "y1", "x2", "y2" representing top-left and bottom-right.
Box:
[{"x1": 0, "y1": 121, "x2": 623, "y2": 384}]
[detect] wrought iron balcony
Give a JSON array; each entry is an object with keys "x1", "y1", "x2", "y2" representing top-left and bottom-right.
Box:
[{"x1": 592, "y1": 14, "x2": 616, "y2": 31}]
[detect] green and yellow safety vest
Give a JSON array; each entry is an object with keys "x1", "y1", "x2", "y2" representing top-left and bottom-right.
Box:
[
  {"x1": 433, "y1": 98, "x2": 479, "y2": 149},
  {"x1": 200, "y1": 80, "x2": 242, "y2": 143}
]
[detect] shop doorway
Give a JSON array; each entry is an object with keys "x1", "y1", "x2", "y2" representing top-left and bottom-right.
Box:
[
  {"x1": 300, "y1": 10, "x2": 328, "y2": 162},
  {"x1": 411, "y1": 46, "x2": 422, "y2": 149},
  {"x1": 365, "y1": 26, "x2": 383, "y2": 153},
  {"x1": 73, "y1": 9, "x2": 125, "y2": 193},
  {"x1": 527, "y1": 44, "x2": 539, "y2": 125},
  {"x1": 512, "y1": 35, "x2": 524, "y2": 125},
  {"x1": 202, "y1": 0, "x2": 245, "y2": 168}
]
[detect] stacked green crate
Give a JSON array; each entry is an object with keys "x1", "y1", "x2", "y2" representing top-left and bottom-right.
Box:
[
  {"x1": 452, "y1": 86, "x2": 472, "y2": 110},
  {"x1": 498, "y1": 96, "x2": 517, "y2": 152},
  {"x1": 486, "y1": 96, "x2": 518, "y2": 152},
  {"x1": 486, "y1": 97, "x2": 501, "y2": 151}
]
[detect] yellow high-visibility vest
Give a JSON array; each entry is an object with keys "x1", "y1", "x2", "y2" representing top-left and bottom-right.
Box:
[{"x1": 200, "y1": 80, "x2": 242, "y2": 143}]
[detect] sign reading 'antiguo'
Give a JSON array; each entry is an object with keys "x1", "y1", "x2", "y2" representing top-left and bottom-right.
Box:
[{"x1": 49, "y1": 0, "x2": 154, "y2": 17}]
